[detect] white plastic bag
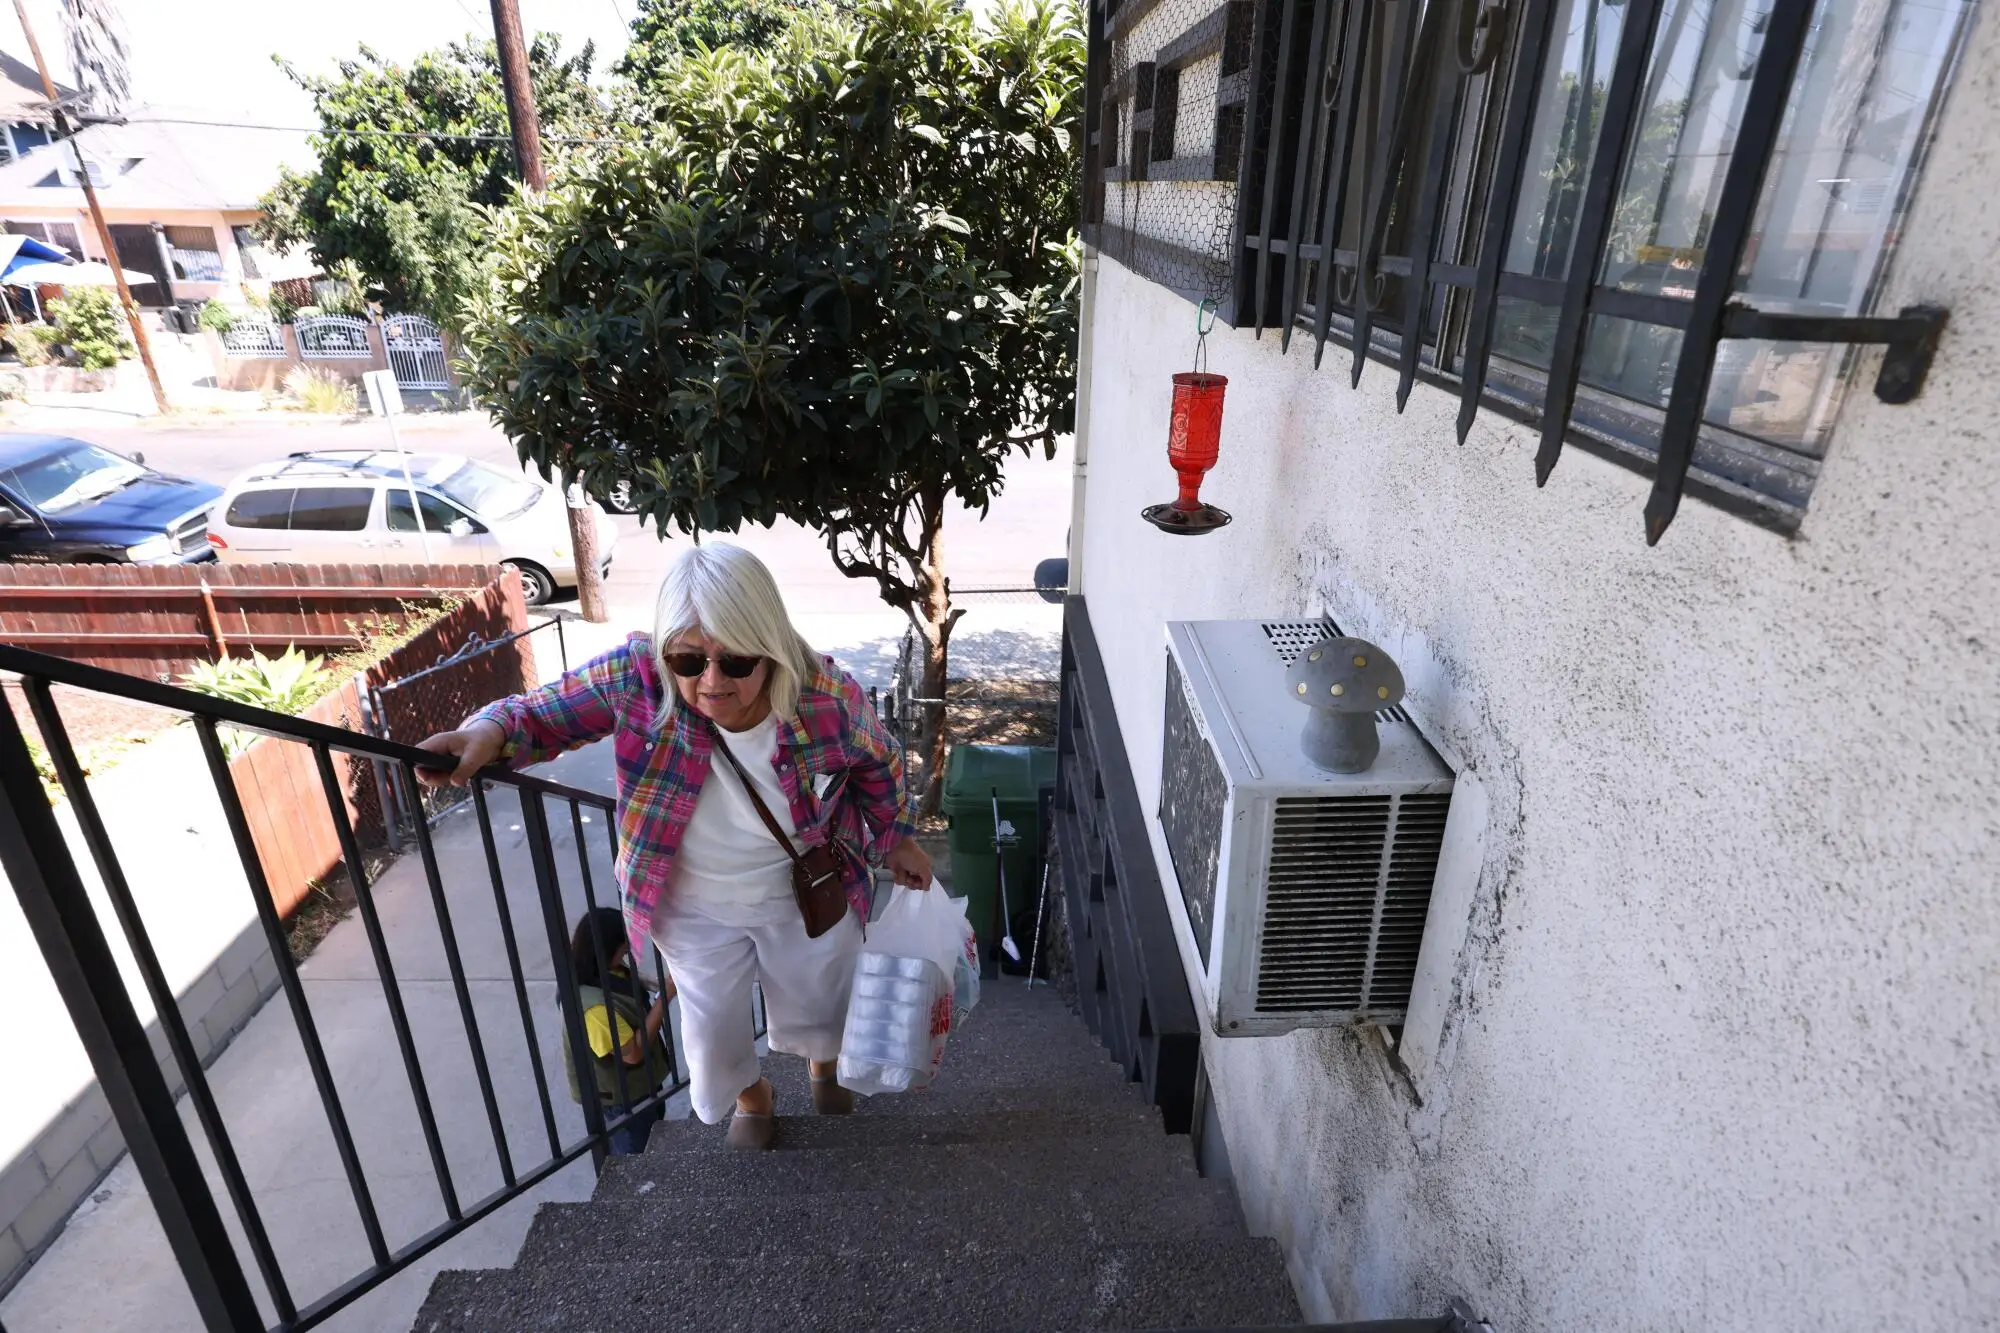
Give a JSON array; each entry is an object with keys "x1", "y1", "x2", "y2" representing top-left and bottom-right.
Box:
[{"x1": 838, "y1": 882, "x2": 977, "y2": 1095}]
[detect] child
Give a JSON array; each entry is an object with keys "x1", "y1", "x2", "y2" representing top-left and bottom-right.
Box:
[{"x1": 564, "y1": 907, "x2": 677, "y2": 1154}]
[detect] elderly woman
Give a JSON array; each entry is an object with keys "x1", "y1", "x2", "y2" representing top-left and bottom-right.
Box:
[{"x1": 417, "y1": 543, "x2": 931, "y2": 1149}]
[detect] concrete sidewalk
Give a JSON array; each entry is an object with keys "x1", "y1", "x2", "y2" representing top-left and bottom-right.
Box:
[
  {"x1": 0, "y1": 742, "x2": 624, "y2": 1333},
  {"x1": 0, "y1": 607, "x2": 1061, "y2": 1332}
]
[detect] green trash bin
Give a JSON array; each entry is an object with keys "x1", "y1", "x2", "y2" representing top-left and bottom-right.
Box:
[{"x1": 941, "y1": 743, "x2": 1058, "y2": 970}]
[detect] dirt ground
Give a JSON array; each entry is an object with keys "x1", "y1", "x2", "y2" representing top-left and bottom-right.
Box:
[
  {"x1": 4, "y1": 679, "x2": 187, "y2": 781},
  {"x1": 943, "y1": 677, "x2": 1059, "y2": 748}
]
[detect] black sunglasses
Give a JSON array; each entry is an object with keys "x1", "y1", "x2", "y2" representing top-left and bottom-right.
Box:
[{"x1": 664, "y1": 650, "x2": 763, "y2": 680}]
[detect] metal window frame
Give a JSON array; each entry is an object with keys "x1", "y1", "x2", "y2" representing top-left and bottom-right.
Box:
[{"x1": 1084, "y1": 0, "x2": 1955, "y2": 543}]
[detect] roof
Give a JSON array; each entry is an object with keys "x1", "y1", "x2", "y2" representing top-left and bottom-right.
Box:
[
  {"x1": 0, "y1": 51, "x2": 74, "y2": 126},
  {"x1": 0, "y1": 432, "x2": 93, "y2": 463},
  {"x1": 0, "y1": 109, "x2": 312, "y2": 214},
  {"x1": 239, "y1": 452, "x2": 469, "y2": 485}
]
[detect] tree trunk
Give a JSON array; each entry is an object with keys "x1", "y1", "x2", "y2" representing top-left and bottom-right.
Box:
[{"x1": 910, "y1": 490, "x2": 956, "y2": 818}]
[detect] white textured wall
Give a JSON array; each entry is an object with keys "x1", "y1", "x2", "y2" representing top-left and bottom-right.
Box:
[{"x1": 1072, "y1": 12, "x2": 2000, "y2": 1329}]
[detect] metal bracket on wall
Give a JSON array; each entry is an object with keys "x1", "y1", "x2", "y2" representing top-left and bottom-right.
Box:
[{"x1": 1719, "y1": 302, "x2": 1949, "y2": 406}]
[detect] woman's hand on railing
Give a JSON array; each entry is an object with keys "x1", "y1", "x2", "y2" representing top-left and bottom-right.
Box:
[
  {"x1": 884, "y1": 837, "x2": 934, "y2": 890},
  {"x1": 414, "y1": 720, "x2": 508, "y2": 787}
]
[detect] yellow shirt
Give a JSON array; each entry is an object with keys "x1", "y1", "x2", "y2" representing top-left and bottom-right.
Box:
[{"x1": 584, "y1": 1004, "x2": 639, "y2": 1059}]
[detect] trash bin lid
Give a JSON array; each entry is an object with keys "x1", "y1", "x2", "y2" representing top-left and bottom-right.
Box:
[{"x1": 941, "y1": 743, "x2": 1057, "y2": 814}]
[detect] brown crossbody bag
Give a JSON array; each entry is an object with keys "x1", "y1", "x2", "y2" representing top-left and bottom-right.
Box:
[{"x1": 708, "y1": 725, "x2": 849, "y2": 938}]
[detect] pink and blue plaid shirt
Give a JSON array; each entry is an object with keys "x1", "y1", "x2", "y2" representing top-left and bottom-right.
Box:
[{"x1": 469, "y1": 633, "x2": 916, "y2": 962}]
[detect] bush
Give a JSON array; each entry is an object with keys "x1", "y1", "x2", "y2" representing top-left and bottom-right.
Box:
[
  {"x1": 49, "y1": 287, "x2": 133, "y2": 370},
  {"x1": 267, "y1": 287, "x2": 299, "y2": 323},
  {"x1": 180, "y1": 648, "x2": 334, "y2": 758},
  {"x1": 199, "y1": 298, "x2": 238, "y2": 335},
  {"x1": 282, "y1": 363, "x2": 356, "y2": 414},
  {"x1": 0, "y1": 369, "x2": 26, "y2": 401},
  {"x1": 312, "y1": 260, "x2": 369, "y2": 317},
  {"x1": 7, "y1": 323, "x2": 59, "y2": 366}
]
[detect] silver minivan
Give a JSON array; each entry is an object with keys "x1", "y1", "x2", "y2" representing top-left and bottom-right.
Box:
[{"x1": 208, "y1": 450, "x2": 616, "y2": 604}]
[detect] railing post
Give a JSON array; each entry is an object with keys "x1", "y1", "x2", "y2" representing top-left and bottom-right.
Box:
[
  {"x1": 0, "y1": 696, "x2": 263, "y2": 1331},
  {"x1": 519, "y1": 787, "x2": 611, "y2": 1165}
]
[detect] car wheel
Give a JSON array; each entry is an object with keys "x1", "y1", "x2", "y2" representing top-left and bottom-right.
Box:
[
  {"x1": 502, "y1": 559, "x2": 555, "y2": 606},
  {"x1": 606, "y1": 480, "x2": 635, "y2": 515}
]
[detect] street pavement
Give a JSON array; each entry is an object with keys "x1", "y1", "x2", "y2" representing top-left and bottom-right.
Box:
[{"x1": 1, "y1": 407, "x2": 1072, "y2": 628}]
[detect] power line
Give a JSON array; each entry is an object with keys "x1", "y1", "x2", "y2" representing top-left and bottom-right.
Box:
[{"x1": 79, "y1": 112, "x2": 626, "y2": 148}]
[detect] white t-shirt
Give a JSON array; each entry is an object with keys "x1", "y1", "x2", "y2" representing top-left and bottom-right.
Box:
[{"x1": 669, "y1": 713, "x2": 799, "y2": 923}]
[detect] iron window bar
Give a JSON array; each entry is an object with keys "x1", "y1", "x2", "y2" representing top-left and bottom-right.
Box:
[
  {"x1": 1093, "y1": 0, "x2": 1953, "y2": 543},
  {"x1": 0, "y1": 643, "x2": 768, "y2": 1332}
]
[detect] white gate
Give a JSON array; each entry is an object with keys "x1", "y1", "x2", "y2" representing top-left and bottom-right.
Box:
[
  {"x1": 294, "y1": 314, "x2": 373, "y2": 359},
  {"x1": 220, "y1": 318, "x2": 285, "y2": 357},
  {"x1": 383, "y1": 314, "x2": 450, "y2": 390}
]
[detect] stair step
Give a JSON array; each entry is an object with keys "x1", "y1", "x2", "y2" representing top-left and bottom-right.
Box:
[
  {"x1": 414, "y1": 1236, "x2": 1301, "y2": 1332},
  {"x1": 517, "y1": 1172, "x2": 1249, "y2": 1270},
  {"x1": 760, "y1": 1049, "x2": 1147, "y2": 1118},
  {"x1": 923, "y1": 986, "x2": 1124, "y2": 1063},
  {"x1": 645, "y1": 1106, "x2": 1174, "y2": 1156},
  {"x1": 595, "y1": 1138, "x2": 1199, "y2": 1203}
]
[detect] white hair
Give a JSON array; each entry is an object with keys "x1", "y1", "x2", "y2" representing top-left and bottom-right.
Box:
[{"x1": 653, "y1": 543, "x2": 820, "y2": 719}]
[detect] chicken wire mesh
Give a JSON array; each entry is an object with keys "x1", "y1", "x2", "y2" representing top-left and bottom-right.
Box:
[{"x1": 1099, "y1": 0, "x2": 1245, "y2": 313}]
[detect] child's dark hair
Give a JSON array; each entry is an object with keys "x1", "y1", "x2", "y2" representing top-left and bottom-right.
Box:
[{"x1": 569, "y1": 907, "x2": 630, "y2": 989}]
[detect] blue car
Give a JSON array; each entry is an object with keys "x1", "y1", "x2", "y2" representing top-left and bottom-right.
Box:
[{"x1": 0, "y1": 433, "x2": 222, "y2": 565}]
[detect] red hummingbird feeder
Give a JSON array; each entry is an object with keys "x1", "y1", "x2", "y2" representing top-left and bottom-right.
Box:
[{"x1": 1141, "y1": 370, "x2": 1232, "y2": 535}]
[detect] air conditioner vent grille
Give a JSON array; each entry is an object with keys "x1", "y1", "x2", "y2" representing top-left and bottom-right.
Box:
[
  {"x1": 1159, "y1": 653, "x2": 1227, "y2": 966},
  {"x1": 1259, "y1": 619, "x2": 1411, "y2": 724},
  {"x1": 1255, "y1": 792, "x2": 1451, "y2": 1014}
]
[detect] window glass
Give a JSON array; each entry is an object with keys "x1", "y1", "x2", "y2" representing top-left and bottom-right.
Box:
[
  {"x1": 1504, "y1": 0, "x2": 1639, "y2": 279},
  {"x1": 164, "y1": 224, "x2": 225, "y2": 282},
  {"x1": 231, "y1": 225, "x2": 265, "y2": 280},
  {"x1": 429, "y1": 459, "x2": 540, "y2": 519},
  {"x1": 386, "y1": 489, "x2": 471, "y2": 533},
  {"x1": 224, "y1": 488, "x2": 295, "y2": 530},
  {"x1": 1585, "y1": 0, "x2": 1971, "y2": 452},
  {"x1": 287, "y1": 486, "x2": 374, "y2": 531},
  {"x1": 1, "y1": 442, "x2": 146, "y2": 513},
  {"x1": 1497, "y1": 0, "x2": 1971, "y2": 455}
]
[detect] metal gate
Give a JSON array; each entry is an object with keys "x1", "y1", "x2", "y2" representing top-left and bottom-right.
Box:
[{"x1": 383, "y1": 314, "x2": 450, "y2": 390}]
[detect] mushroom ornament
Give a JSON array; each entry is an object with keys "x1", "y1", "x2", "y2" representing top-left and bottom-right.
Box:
[{"x1": 1287, "y1": 637, "x2": 1405, "y2": 773}]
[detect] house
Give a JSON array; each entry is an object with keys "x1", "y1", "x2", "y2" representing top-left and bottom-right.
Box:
[
  {"x1": 1059, "y1": 0, "x2": 1997, "y2": 1329},
  {"x1": 0, "y1": 98, "x2": 315, "y2": 310},
  {"x1": 0, "y1": 49, "x2": 66, "y2": 169}
]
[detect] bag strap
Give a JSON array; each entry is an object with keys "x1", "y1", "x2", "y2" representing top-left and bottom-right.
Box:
[{"x1": 707, "y1": 721, "x2": 805, "y2": 868}]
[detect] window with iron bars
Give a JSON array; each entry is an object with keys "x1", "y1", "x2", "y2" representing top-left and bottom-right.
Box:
[{"x1": 1085, "y1": 0, "x2": 1970, "y2": 540}]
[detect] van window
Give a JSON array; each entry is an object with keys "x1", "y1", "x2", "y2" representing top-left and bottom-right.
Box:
[
  {"x1": 225, "y1": 488, "x2": 294, "y2": 530},
  {"x1": 288, "y1": 486, "x2": 374, "y2": 531},
  {"x1": 386, "y1": 489, "x2": 472, "y2": 533}
]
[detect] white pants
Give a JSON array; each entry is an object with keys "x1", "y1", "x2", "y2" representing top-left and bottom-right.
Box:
[{"x1": 652, "y1": 901, "x2": 861, "y2": 1124}]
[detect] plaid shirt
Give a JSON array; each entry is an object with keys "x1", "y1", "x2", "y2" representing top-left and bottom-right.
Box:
[{"x1": 469, "y1": 633, "x2": 916, "y2": 962}]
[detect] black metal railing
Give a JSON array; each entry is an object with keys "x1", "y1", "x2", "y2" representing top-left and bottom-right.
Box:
[
  {"x1": 364, "y1": 613, "x2": 572, "y2": 843},
  {"x1": 1053, "y1": 597, "x2": 1202, "y2": 1134},
  {"x1": 0, "y1": 643, "x2": 745, "y2": 1332}
]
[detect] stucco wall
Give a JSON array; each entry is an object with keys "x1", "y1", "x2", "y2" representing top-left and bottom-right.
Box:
[{"x1": 1071, "y1": 10, "x2": 2000, "y2": 1329}]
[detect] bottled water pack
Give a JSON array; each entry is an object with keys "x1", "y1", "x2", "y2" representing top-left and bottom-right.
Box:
[
  {"x1": 837, "y1": 952, "x2": 950, "y2": 1093},
  {"x1": 837, "y1": 883, "x2": 977, "y2": 1096}
]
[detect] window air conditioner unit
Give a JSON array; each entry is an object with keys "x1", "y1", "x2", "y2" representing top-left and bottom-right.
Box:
[{"x1": 1161, "y1": 619, "x2": 1455, "y2": 1036}]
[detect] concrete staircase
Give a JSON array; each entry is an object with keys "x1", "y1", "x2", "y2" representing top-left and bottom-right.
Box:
[{"x1": 410, "y1": 984, "x2": 1300, "y2": 1332}]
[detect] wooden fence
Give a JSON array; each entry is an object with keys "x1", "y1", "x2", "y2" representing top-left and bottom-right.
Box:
[
  {"x1": 0, "y1": 563, "x2": 502, "y2": 682},
  {"x1": 224, "y1": 571, "x2": 533, "y2": 919}
]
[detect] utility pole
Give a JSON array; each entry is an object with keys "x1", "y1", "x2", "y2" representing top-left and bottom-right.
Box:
[
  {"x1": 488, "y1": 0, "x2": 607, "y2": 621},
  {"x1": 11, "y1": 0, "x2": 168, "y2": 416}
]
